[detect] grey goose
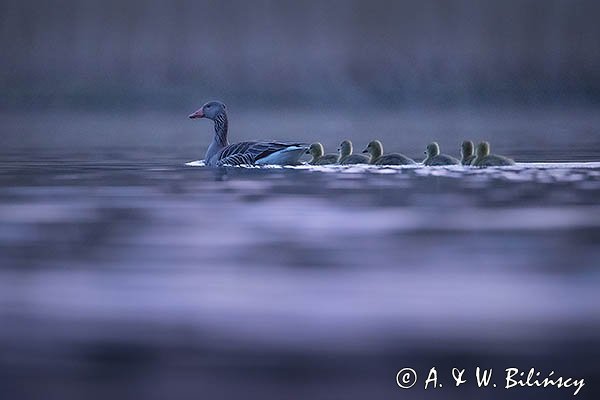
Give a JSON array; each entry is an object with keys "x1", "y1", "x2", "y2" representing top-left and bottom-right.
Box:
[{"x1": 189, "y1": 101, "x2": 307, "y2": 166}]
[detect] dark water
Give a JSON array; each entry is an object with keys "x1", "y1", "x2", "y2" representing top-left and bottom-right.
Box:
[
  {"x1": 1, "y1": 107, "x2": 600, "y2": 399},
  {"x1": 1, "y1": 151, "x2": 599, "y2": 399}
]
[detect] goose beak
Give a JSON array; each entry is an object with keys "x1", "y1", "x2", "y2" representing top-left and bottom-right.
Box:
[
  {"x1": 362, "y1": 149, "x2": 368, "y2": 153},
  {"x1": 188, "y1": 109, "x2": 204, "y2": 119}
]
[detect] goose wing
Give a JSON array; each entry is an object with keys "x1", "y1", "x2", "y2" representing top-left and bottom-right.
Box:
[
  {"x1": 216, "y1": 141, "x2": 307, "y2": 166},
  {"x1": 246, "y1": 141, "x2": 307, "y2": 162},
  {"x1": 217, "y1": 141, "x2": 257, "y2": 160}
]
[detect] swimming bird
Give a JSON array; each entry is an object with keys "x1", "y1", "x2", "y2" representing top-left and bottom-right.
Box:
[
  {"x1": 306, "y1": 142, "x2": 339, "y2": 165},
  {"x1": 471, "y1": 141, "x2": 515, "y2": 167},
  {"x1": 338, "y1": 140, "x2": 370, "y2": 165},
  {"x1": 422, "y1": 142, "x2": 460, "y2": 166},
  {"x1": 362, "y1": 140, "x2": 416, "y2": 165},
  {"x1": 461, "y1": 140, "x2": 476, "y2": 165},
  {"x1": 189, "y1": 101, "x2": 307, "y2": 166}
]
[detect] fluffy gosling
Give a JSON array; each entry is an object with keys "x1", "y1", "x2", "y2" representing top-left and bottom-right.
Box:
[
  {"x1": 306, "y1": 142, "x2": 339, "y2": 165},
  {"x1": 422, "y1": 142, "x2": 460, "y2": 166},
  {"x1": 471, "y1": 141, "x2": 515, "y2": 167},
  {"x1": 338, "y1": 140, "x2": 370, "y2": 165},
  {"x1": 461, "y1": 140, "x2": 476, "y2": 166},
  {"x1": 362, "y1": 140, "x2": 416, "y2": 165}
]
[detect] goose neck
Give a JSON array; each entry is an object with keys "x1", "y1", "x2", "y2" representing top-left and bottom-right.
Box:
[{"x1": 213, "y1": 112, "x2": 229, "y2": 147}]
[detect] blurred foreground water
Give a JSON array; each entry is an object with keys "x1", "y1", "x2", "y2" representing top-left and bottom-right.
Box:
[{"x1": 0, "y1": 110, "x2": 599, "y2": 399}]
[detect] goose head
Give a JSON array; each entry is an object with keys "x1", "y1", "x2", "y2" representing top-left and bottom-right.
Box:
[
  {"x1": 189, "y1": 101, "x2": 226, "y2": 121},
  {"x1": 306, "y1": 142, "x2": 325, "y2": 158},
  {"x1": 461, "y1": 140, "x2": 474, "y2": 158},
  {"x1": 476, "y1": 141, "x2": 490, "y2": 157},
  {"x1": 425, "y1": 142, "x2": 440, "y2": 157},
  {"x1": 339, "y1": 140, "x2": 353, "y2": 157},
  {"x1": 362, "y1": 140, "x2": 383, "y2": 159}
]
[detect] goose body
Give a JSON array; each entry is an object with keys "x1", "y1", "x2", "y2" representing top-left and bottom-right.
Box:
[
  {"x1": 338, "y1": 140, "x2": 370, "y2": 165},
  {"x1": 472, "y1": 154, "x2": 515, "y2": 167},
  {"x1": 373, "y1": 154, "x2": 416, "y2": 165},
  {"x1": 423, "y1": 142, "x2": 460, "y2": 166},
  {"x1": 461, "y1": 140, "x2": 476, "y2": 166},
  {"x1": 189, "y1": 101, "x2": 307, "y2": 166},
  {"x1": 341, "y1": 154, "x2": 370, "y2": 165},
  {"x1": 471, "y1": 142, "x2": 515, "y2": 167},
  {"x1": 425, "y1": 154, "x2": 460, "y2": 166},
  {"x1": 363, "y1": 140, "x2": 416, "y2": 165},
  {"x1": 307, "y1": 143, "x2": 339, "y2": 165},
  {"x1": 313, "y1": 154, "x2": 340, "y2": 165}
]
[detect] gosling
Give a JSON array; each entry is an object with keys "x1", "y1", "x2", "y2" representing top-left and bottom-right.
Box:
[
  {"x1": 338, "y1": 140, "x2": 370, "y2": 165},
  {"x1": 422, "y1": 142, "x2": 460, "y2": 166},
  {"x1": 461, "y1": 140, "x2": 476, "y2": 166},
  {"x1": 306, "y1": 142, "x2": 339, "y2": 165},
  {"x1": 471, "y1": 141, "x2": 515, "y2": 167},
  {"x1": 362, "y1": 140, "x2": 416, "y2": 165}
]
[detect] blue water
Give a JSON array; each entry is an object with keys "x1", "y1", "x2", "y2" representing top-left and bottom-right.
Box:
[{"x1": 1, "y1": 108, "x2": 599, "y2": 399}]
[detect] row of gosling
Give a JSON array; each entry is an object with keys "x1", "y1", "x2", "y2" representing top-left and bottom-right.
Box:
[{"x1": 306, "y1": 140, "x2": 515, "y2": 167}]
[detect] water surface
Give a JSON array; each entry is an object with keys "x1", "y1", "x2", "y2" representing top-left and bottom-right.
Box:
[
  {"x1": 1, "y1": 148, "x2": 599, "y2": 399},
  {"x1": 1, "y1": 106, "x2": 600, "y2": 399}
]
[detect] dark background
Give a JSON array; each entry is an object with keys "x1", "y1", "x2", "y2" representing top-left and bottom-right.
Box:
[
  {"x1": 2, "y1": 0, "x2": 600, "y2": 157},
  {"x1": 2, "y1": 0, "x2": 600, "y2": 110}
]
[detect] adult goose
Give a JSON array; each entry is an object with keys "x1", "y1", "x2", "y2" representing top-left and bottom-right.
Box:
[
  {"x1": 422, "y1": 142, "x2": 460, "y2": 166},
  {"x1": 189, "y1": 101, "x2": 307, "y2": 166},
  {"x1": 471, "y1": 141, "x2": 515, "y2": 167},
  {"x1": 362, "y1": 140, "x2": 416, "y2": 165},
  {"x1": 338, "y1": 140, "x2": 370, "y2": 165},
  {"x1": 461, "y1": 140, "x2": 476, "y2": 166},
  {"x1": 306, "y1": 143, "x2": 339, "y2": 165}
]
